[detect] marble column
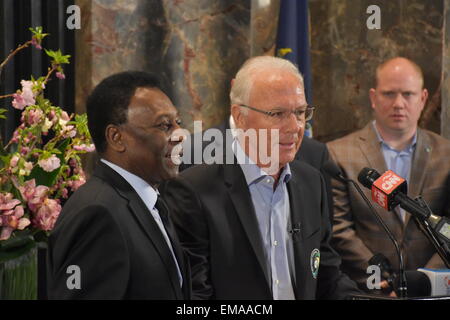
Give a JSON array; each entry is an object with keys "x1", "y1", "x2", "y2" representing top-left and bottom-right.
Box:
[{"x1": 76, "y1": 0, "x2": 280, "y2": 133}]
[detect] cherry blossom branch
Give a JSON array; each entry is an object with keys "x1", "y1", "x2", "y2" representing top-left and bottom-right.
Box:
[
  {"x1": 0, "y1": 41, "x2": 32, "y2": 77},
  {"x1": 0, "y1": 93, "x2": 15, "y2": 99}
]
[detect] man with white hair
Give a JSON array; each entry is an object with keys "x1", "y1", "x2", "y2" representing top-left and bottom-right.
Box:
[{"x1": 162, "y1": 56, "x2": 359, "y2": 299}]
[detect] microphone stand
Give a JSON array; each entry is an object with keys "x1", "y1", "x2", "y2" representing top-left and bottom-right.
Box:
[
  {"x1": 414, "y1": 218, "x2": 450, "y2": 268},
  {"x1": 346, "y1": 179, "x2": 408, "y2": 298},
  {"x1": 407, "y1": 197, "x2": 450, "y2": 268}
]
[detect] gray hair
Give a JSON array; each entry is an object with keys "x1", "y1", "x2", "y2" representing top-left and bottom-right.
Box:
[{"x1": 230, "y1": 56, "x2": 304, "y2": 114}]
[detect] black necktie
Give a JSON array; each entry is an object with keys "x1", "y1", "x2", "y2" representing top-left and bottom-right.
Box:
[
  {"x1": 155, "y1": 196, "x2": 186, "y2": 291},
  {"x1": 155, "y1": 196, "x2": 175, "y2": 236}
]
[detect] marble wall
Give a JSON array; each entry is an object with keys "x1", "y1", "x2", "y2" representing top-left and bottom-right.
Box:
[
  {"x1": 310, "y1": 0, "x2": 444, "y2": 141},
  {"x1": 76, "y1": 0, "x2": 449, "y2": 141},
  {"x1": 443, "y1": 0, "x2": 450, "y2": 139},
  {"x1": 75, "y1": 0, "x2": 280, "y2": 132}
]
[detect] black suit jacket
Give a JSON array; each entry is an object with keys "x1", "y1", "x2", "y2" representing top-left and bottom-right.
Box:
[
  {"x1": 179, "y1": 120, "x2": 334, "y2": 223},
  {"x1": 47, "y1": 162, "x2": 191, "y2": 299},
  {"x1": 162, "y1": 160, "x2": 359, "y2": 299}
]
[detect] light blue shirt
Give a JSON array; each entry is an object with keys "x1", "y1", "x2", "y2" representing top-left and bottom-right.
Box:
[
  {"x1": 100, "y1": 159, "x2": 183, "y2": 287},
  {"x1": 372, "y1": 121, "x2": 417, "y2": 221},
  {"x1": 232, "y1": 140, "x2": 296, "y2": 300}
]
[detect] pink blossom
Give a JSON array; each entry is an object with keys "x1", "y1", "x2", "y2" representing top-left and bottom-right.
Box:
[
  {"x1": 0, "y1": 227, "x2": 14, "y2": 241},
  {"x1": 38, "y1": 154, "x2": 61, "y2": 172},
  {"x1": 56, "y1": 72, "x2": 65, "y2": 80},
  {"x1": 61, "y1": 125, "x2": 77, "y2": 138},
  {"x1": 27, "y1": 108, "x2": 44, "y2": 125},
  {"x1": 20, "y1": 80, "x2": 35, "y2": 103},
  {"x1": 69, "y1": 158, "x2": 77, "y2": 167},
  {"x1": 11, "y1": 80, "x2": 36, "y2": 110},
  {"x1": 0, "y1": 193, "x2": 21, "y2": 211},
  {"x1": 0, "y1": 194, "x2": 29, "y2": 240},
  {"x1": 31, "y1": 37, "x2": 42, "y2": 50},
  {"x1": 5, "y1": 206, "x2": 26, "y2": 228},
  {"x1": 18, "y1": 179, "x2": 49, "y2": 213},
  {"x1": 9, "y1": 155, "x2": 20, "y2": 168},
  {"x1": 69, "y1": 175, "x2": 86, "y2": 192},
  {"x1": 20, "y1": 146, "x2": 30, "y2": 156},
  {"x1": 74, "y1": 143, "x2": 96, "y2": 152},
  {"x1": 12, "y1": 93, "x2": 27, "y2": 110},
  {"x1": 48, "y1": 110, "x2": 56, "y2": 120},
  {"x1": 60, "y1": 111, "x2": 70, "y2": 122},
  {"x1": 9, "y1": 129, "x2": 20, "y2": 144},
  {"x1": 33, "y1": 198, "x2": 61, "y2": 231}
]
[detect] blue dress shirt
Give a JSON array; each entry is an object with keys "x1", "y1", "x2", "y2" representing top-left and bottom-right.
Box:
[
  {"x1": 372, "y1": 121, "x2": 417, "y2": 222},
  {"x1": 232, "y1": 140, "x2": 296, "y2": 300}
]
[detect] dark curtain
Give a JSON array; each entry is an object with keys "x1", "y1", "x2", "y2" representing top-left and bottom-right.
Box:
[
  {"x1": 0, "y1": 0, "x2": 75, "y2": 141},
  {"x1": 0, "y1": 0, "x2": 76, "y2": 300}
]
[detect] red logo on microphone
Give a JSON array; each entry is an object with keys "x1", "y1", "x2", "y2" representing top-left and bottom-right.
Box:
[{"x1": 371, "y1": 170, "x2": 406, "y2": 210}]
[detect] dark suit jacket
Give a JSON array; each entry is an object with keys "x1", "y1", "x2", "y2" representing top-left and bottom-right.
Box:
[
  {"x1": 179, "y1": 120, "x2": 334, "y2": 223},
  {"x1": 162, "y1": 159, "x2": 360, "y2": 299},
  {"x1": 47, "y1": 162, "x2": 191, "y2": 299}
]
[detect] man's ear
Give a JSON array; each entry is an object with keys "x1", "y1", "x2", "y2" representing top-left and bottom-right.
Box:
[
  {"x1": 105, "y1": 124, "x2": 126, "y2": 152},
  {"x1": 420, "y1": 88, "x2": 429, "y2": 112},
  {"x1": 369, "y1": 88, "x2": 377, "y2": 111},
  {"x1": 231, "y1": 104, "x2": 245, "y2": 129}
]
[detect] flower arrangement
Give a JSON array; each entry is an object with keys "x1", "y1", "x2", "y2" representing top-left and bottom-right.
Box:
[{"x1": 0, "y1": 27, "x2": 94, "y2": 262}]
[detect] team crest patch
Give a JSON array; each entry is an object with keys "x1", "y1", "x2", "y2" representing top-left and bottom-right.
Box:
[{"x1": 310, "y1": 249, "x2": 320, "y2": 279}]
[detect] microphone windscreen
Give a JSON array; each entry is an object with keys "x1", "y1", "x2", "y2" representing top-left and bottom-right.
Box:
[
  {"x1": 403, "y1": 270, "x2": 432, "y2": 297},
  {"x1": 322, "y1": 160, "x2": 345, "y2": 181},
  {"x1": 369, "y1": 253, "x2": 394, "y2": 279},
  {"x1": 357, "y1": 167, "x2": 381, "y2": 189}
]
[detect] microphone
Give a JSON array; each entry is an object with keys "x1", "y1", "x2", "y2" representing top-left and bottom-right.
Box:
[
  {"x1": 289, "y1": 223, "x2": 301, "y2": 236},
  {"x1": 370, "y1": 253, "x2": 432, "y2": 297},
  {"x1": 358, "y1": 168, "x2": 450, "y2": 243},
  {"x1": 323, "y1": 160, "x2": 408, "y2": 297},
  {"x1": 405, "y1": 270, "x2": 432, "y2": 297}
]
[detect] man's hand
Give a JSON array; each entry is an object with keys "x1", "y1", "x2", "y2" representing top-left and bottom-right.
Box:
[{"x1": 380, "y1": 280, "x2": 397, "y2": 297}]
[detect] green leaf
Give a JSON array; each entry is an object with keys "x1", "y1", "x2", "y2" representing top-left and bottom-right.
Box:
[
  {"x1": 44, "y1": 49, "x2": 70, "y2": 65},
  {"x1": 29, "y1": 26, "x2": 49, "y2": 41}
]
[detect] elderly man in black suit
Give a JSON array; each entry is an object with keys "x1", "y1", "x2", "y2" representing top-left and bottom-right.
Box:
[
  {"x1": 47, "y1": 71, "x2": 190, "y2": 299},
  {"x1": 162, "y1": 56, "x2": 359, "y2": 299},
  {"x1": 179, "y1": 116, "x2": 333, "y2": 224}
]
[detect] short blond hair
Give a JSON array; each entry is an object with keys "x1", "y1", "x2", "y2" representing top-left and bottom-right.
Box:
[{"x1": 374, "y1": 57, "x2": 424, "y2": 88}]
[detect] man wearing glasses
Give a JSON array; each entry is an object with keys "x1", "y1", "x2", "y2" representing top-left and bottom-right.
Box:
[{"x1": 162, "y1": 56, "x2": 359, "y2": 299}]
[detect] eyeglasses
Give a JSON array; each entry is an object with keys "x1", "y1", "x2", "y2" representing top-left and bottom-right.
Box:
[{"x1": 239, "y1": 104, "x2": 315, "y2": 122}]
